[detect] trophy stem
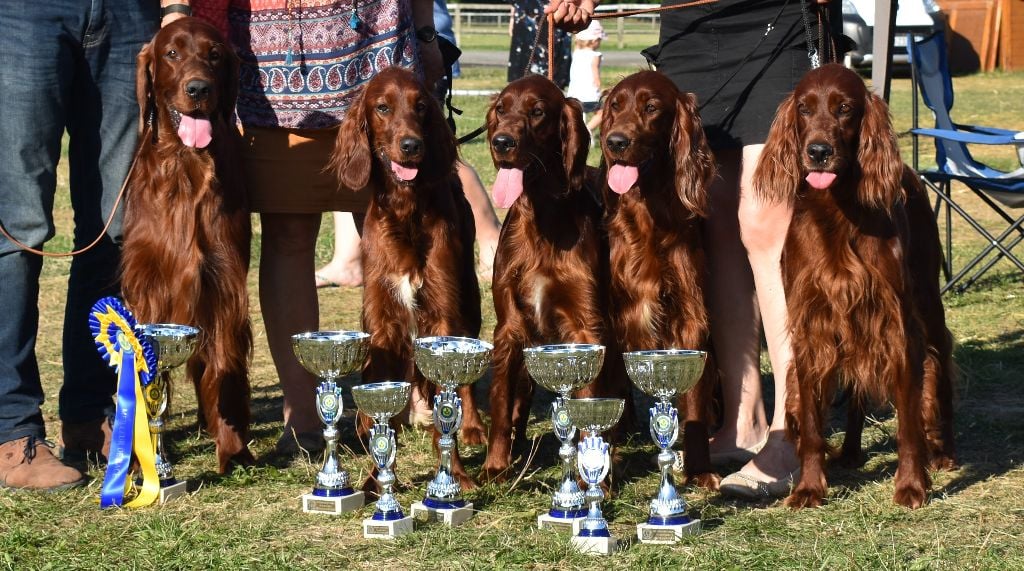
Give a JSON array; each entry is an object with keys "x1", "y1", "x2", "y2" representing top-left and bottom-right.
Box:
[
  {"x1": 370, "y1": 421, "x2": 402, "y2": 519},
  {"x1": 149, "y1": 411, "x2": 175, "y2": 485},
  {"x1": 578, "y1": 441, "x2": 611, "y2": 538},
  {"x1": 551, "y1": 395, "x2": 585, "y2": 517},
  {"x1": 425, "y1": 385, "x2": 464, "y2": 507}
]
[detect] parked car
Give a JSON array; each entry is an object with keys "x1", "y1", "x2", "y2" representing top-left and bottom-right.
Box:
[{"x1": 842, "y1": 0, "x2": 945, "y2": 70}]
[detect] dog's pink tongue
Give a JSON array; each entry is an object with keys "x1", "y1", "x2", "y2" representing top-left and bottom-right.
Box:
[
  {"x1": 608, "y1": 164, "x2": 639, "y2": 194},
  {"x1": 805, "y1": 171, "x2": 837, "y2": 190},
  {"x1": 492, "y1": 168, "x2": 524, "y2": 208},
  {"x1": 177, "y1": 115, "x2": 213, "y2": 149},
  {"x1": 390, "y1": 161, "x2": 419, "y2": 181}
]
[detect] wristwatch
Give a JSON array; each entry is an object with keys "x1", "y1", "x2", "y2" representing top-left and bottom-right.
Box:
[
  {"x1": 161, "y1": 3, "x2": 191, "y2": 17},
  {"x1": 416, "y1": 26, "x2": 438, "y2": 43}
]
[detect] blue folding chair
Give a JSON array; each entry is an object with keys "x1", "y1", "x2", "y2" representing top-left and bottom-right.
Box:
[{"x1": 908, "y1": 32, "x2": 1024, "y2": 294}]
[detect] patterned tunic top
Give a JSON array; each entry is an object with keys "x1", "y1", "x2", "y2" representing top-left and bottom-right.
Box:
[{"x1": 196, "y1": 0, "x2": 419, "y2": 129}]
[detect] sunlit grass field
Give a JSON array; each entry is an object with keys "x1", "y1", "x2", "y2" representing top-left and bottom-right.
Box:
[{"x1": 3, "y1": 63, "x2": 1022, "y2": 569}]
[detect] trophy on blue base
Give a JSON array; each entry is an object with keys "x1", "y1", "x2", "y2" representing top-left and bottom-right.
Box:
[
  {"x1": 565, "y1": 397, "x2": 625, "y2": 556},
  {"x1": 136, "y1": 323, "x2": 200, "y2": 504},
  {"x1": 624, "y1": 349, "x2": 707, "y2": 544},
  {"x1": 350, "y1": 381, "x2": 414, "y2": 539},
  {"x1": 409, "y1": 336, "x2": 492, "y2": 527},
  {"x1": 292, "y1": 331, "x2": 370, "y2": 515},
  {"x1": 523, "y1": 344, "x2": 605, "y2": 534}
]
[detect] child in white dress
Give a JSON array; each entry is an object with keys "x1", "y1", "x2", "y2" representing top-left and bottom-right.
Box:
[{"x1": 566, "y1": 20, "x2": 606, "y2": 134}]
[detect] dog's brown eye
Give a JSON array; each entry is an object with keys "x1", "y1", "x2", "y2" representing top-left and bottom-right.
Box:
[
  {"x1": 209, "y1": 49, "x2": 221, "y2": 62},
  {"x1": 165, "y1": 49, "x2": 178, "y2": 60},
  {"x1": 530, "y1": 107, "x2": 544, "y2": 117},
  {"x1": 496, "y1": 104, "x2": 504, "y2": 116},
  {"x1": 415, "y1": 101, "x2": 427, "y2": 114},
  {"x1": 645, "y1": 103, "x2": 657, "y2": 113},
  {"x1": 798, "y1": 104, "x2": 811, "y2": 116},
  {"x1": 838, "y1": 103, "x2": 852, "y2": 115},
  {"x1": 376, "y1": 104, "x2": 389, "y2": 114}
]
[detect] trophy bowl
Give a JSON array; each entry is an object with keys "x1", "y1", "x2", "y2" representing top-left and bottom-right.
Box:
[
  {"x1": 292, "y1": 331, "x2": 370, "y2": 380},
  {"x1": 413, "y1": 336, "x2": 493, "y2": 387},
  {"x1": 135, "y1": 323, "x2": 200, "y2": 371},
  {"x1": 523, "y1": 344, "x2": 605, "y2": 395},
  {"x1": 351, "y1": 381, "x2": 412, "y2": 422},
  {"x1": 565, "y1": 398, "x2": 626, "y2": 434},
  {"x1": 623, "y1": 350, "x2": 707, "y2": 401}
]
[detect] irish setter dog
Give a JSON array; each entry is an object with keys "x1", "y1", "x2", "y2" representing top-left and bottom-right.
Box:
[
  {"x1": 121, "y1": 18, "x2": 254, "y2": 472},
  {"x1": 599, "y1": 71, "x2": 719, "y2": 489},
  {"x1": 479, "y1": 75, "x2": 625, "y2": 481},
  {"x1": 329, "y1": 67, "x2": 484, "y2": 489},
  {"x1": 755, "y1": 63, "x2": 956, "y2": 509}
]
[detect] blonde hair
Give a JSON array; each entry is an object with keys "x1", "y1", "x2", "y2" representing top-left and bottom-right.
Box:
[{"x1": 574, "y1": 37, "x2": 600, "y2": 50}]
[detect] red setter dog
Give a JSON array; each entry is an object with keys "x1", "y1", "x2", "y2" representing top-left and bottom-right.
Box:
[
  {"x1": 329, "y1": 67, "x2": 484, "y2": 488},
  {"x1": 755, "y1": 63, "x2": 956, "y2": 509},
  {"x1": 479, "y1": 75, "x2": 625, "y2": 481},
  {"x1": 121, "y1": 18, "x2": 254, "y2": 473},
  {"x1": 599, "y1": 71, "x2": 719, "y2": 489}
]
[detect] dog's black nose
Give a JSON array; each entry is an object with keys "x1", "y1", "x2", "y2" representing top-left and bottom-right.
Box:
[
  {"x1": 185, "y1": 79, "x2": 211, "y2": 101},
  {"x1": 491, "y1": 134, "x2": 516, "y2": 154},
  {"x1": 807, "y1": 143, "x2": 834, "y2": 164},
  {"x1": 606, "y1": 133, "x2": 631, "y2": 153},
  {"x1": 400, "y1": 137, "x2": 423, "y2": 156}
]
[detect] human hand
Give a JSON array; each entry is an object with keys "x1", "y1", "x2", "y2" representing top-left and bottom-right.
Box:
[{"x1": 544, "y1": 0, "x2": 597, "y2": 33}]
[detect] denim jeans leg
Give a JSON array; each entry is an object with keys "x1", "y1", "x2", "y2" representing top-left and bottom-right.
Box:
[
  {"x1": 0, "y1": 2, "x2": 84, "y2": 444},
  {"x1": 59, "y1": 0, "x2": 159, "y2": 424}
]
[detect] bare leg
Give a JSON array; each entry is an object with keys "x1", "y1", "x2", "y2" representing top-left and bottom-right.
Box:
[
  {"x1": 706, "y1": 148, "x2": 769, "y2": 456},
  {"x1": 458, "y1": 160, "x2": 501, "y2": 279},
  {"x1": 314, "y1": 211, "x2": 363, "y2": 287},
  {"x1": 735, "y1": 144, "x2": 799, "y2": 481},
  {"x1": 260, "y1": 212, "x2": 322, "y2": 436}
]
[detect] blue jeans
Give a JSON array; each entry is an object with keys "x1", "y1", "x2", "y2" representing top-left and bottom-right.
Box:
[{"x1": 0, "y1": 0, "x2": 158, "y2": 444}]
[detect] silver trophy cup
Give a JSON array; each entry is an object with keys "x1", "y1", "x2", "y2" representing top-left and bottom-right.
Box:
[
  {"x1": 409, "y1": 336, "x2": 492, "y2": 526},
  {"x1": 523, "y1": 344, "x2": 605, "y2": 534},
  {"x1": 292, "y1": 330, "x2": 370, "y2": 515},
  {"x1": 350, "y1": 381, "x2": 414, "y2": 539},
  {"x1": 135, "y1": 323, "x2": 200, "y2": 503},
  {"x1": 624, "y1": 349, "x2": 707, "y2": 543},
  {"x1": 565, "y1": 397, "x2": 625, "y2": 556}
]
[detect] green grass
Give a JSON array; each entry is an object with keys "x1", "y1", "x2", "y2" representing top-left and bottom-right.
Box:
[{"x1": 2, "y1": 65, "x2": 1023, "y2": 570}]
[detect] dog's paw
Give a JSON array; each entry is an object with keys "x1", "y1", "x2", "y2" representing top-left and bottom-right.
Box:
[
  {"x1": 460, "y1": 424, "x2": 487, "y2": 446},
  {"x1": 686, "y1": 471, "x2": 721, "y2": 491},
  {"x1": 893, "y1": 481, "x2": 928, "y2": 509},
  {"x1": 785, "y1": 486, "x2": 825, "y2": 509},
  {"x1": 480, "y1": 462, "x2": 511, "y2": 484},
  {"x1": 456, "y1": 471, "x2": 478, "y2": 491},
  {"x1": 928, "y1": 453, "x2": 958, "y2": 472}
]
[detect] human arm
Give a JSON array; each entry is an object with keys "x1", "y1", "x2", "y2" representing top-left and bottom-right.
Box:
[
  {"x1": 160, "y1": 1, "x2": 190, "y2": 27},
  {"x1": 544, "y1": 0, "x2": 597, "y2": 33},
  {"x1": 411, "y1": 0, "x2": 444, "y2": 93},
  {"x1": 591, "y1": 53, "x2": 601, "y2": 92}
]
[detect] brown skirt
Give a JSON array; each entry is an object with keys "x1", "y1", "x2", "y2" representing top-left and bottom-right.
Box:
[{"x1": 238, "y1": 125, "x2": 371, "y2": 214}]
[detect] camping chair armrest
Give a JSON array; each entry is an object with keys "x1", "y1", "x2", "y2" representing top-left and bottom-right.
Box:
[
  {"x1": 953, "y1": 123, "x2": 1022, "y2": 138},
  {"x1": 912, "y1": 127, "x2": 1022, "y2": 146}
]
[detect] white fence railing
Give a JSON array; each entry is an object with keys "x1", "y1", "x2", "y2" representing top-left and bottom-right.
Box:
[{"x1": 448, "y1": 3, "x2": 661, "y2": 48}]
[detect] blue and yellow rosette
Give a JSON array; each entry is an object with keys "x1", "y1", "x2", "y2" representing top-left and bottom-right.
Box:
[{"x1": 89, "y1": 296, "x2": 160, "y2": 508}]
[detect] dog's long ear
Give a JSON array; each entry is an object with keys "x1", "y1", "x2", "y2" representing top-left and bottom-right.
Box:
[
  {"x1": 753, "y1": 94, "x2": 800, "y2": 206},
  {"x1": 561, "y1": 96, "x2": 589, "y2": 192},
  {"x1": 135, "y1": 41, "x2": 154, "y2": 137},
  {"x1": 672, "y1": 91, "x2": 713, "y2": 217},
  {"x1": 328, "y1": 88, "x2": 372, "y2": 191},
  {"x1": 857, "y1": 92, "x2": 904, "y2": 211},
  {"x1": 220, "y1": 43, "x2": 240, "y2": 125}
]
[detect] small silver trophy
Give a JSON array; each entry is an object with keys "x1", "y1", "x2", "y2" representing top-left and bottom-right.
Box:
[
  {"x1": 565, "y1": 397, "x2": 625, "y2": 556},
  {"x1": 409, "y1": 336, "x2": 493, "y2": 527},
  {"x1": 292, "y1": 330, "x2": 370, "y2": 515},
  {"x1": 625, "y1": 349, "x2": 706, "y2": 544},
  {"x1": 523, "y1": 344, "x2": 605, "y2": 535},
  {"x1": 350, "y1": 381, "x2": 414, "y2": 539},
  {"x1": 135, "y1": 323, "x2": 199, "y2": 503}
]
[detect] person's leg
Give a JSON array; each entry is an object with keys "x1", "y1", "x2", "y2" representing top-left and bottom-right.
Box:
[
  {"x1": 732, "y1": 143, "x2": 799, "y2": 483},
  {"x1": 457, "y1": 160, "x2": 501, "y2": 279},
  {"x1": 60, "y1": 1, "x2": 159, "y2": 433},
  {"x1": 704, "y1": 148, "x2": 770, "y2": 456},
  {"x1": 314, "y1": 211, "x2": 363, "y2": 287},
  {"x1": 0, "y1": 0, "x2": 69, "y2": 448},
  {"x1": 260, "y1": 212, "x2": 324, "y2": 438}
]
